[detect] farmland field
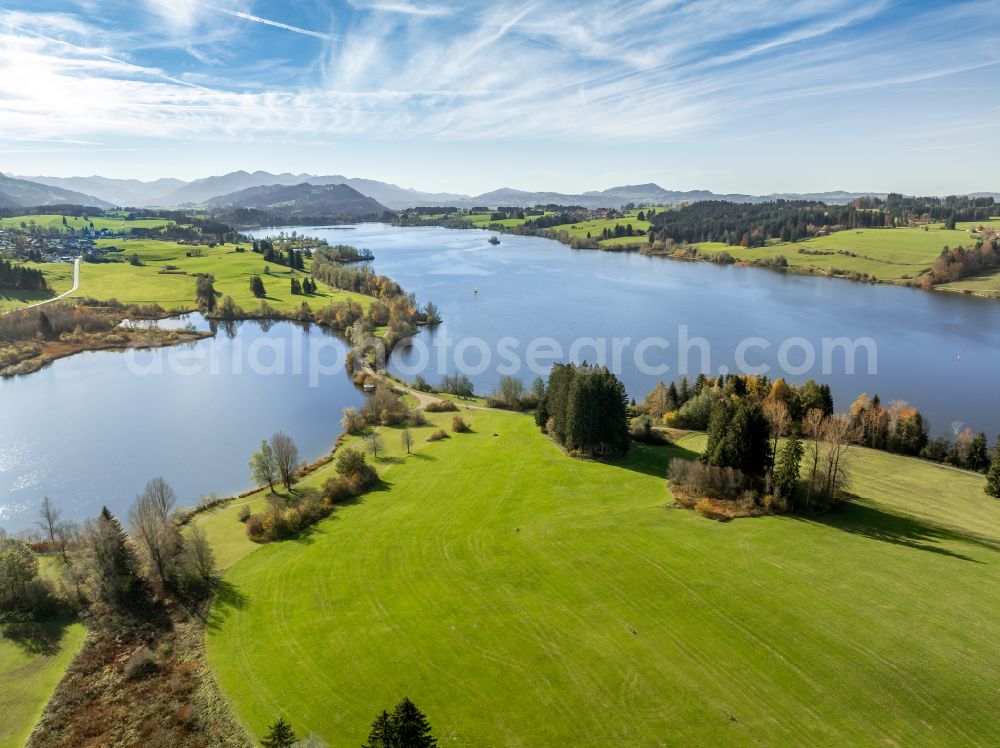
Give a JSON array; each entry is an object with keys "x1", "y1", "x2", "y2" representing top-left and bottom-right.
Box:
[
  {"x1": 0, "y1": 213, "x2": 174, "y2": 234},
  {"x1": 693, "y1": 224, "x2": 996, "y2": 285},
  {"x1": 206, "y1": 408, "x2": 1000, "y2": 746},
  {"x1": 74, "y1": 240, "x2": 374, "y2": 313},
  {"x1": 0, "y1": 621, "x2": 86, "y2": 748},
  {"x1": 0, "y1": 261, "x2": 75, "y2": 312}
]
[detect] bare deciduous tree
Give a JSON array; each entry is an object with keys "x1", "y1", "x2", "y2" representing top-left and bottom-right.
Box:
[
  {"x1": 184, "y1": 525, "x2": 216, "y2": 583},
  {"x1": 271, "y1": 432, "x2": 300, "y2": 490},
  {"x1": 129, "y1": 477, "x2": 182, "y2": 586},
  {"x1": 762, "y1": 399, "x2": 792, "y2": 473},
  {"x1": 37, "y1": 496, "x2": 61, "y2": 546},
  {"x1": 366, "y1": 432, "x2": 384, "y2": 459},
  {"x1": 401, "y1": 428, "x2": 413, "y2": 455},
  {"x1": 250, "y1": 439, "x2": 278, "y2": 492}
]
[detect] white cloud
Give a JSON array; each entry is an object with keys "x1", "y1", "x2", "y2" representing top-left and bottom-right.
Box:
[{"x1": 1, "y1": 0, "x2": 998, "y2": 151}]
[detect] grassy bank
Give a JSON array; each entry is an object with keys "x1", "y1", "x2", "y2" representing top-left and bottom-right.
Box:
[
  {"x1": 0, "y1": 621, "x2": 86, "y2": 748},
  {"x1": 205, "y1": 409, "x2": 1000, "y2": 745}
]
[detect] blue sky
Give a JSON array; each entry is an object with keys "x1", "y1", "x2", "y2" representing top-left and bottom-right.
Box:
[{"x1": 0, "y1": 0, "x2": 998, "y2": 194}]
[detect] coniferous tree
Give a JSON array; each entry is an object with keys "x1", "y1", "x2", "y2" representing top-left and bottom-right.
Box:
[
  {"x1": 364, "y1": 710, "x2": 394, "y2": 748},
  {"x1": 773, "y1": 434, "x2": 804, "y2": 499},
  {"x1": 968, "y1": 432, "x2": 989, "y2": 473},
  {"x1": 261, "y1": 717, "x2": 296, "y2": 748},
  {"x1": 393, "y1": 697, "x2": 437, "y2": 748},
  {"x1": 703, "y1": 399, "x2": 773, "y2": 476},
  {"x1": 986, "y1": 435, "x2": 1000, "y2": 499},
  {"x1": 250, "y1": 274, "x2": 266, "y2": 298},
  {"x1": 86, "y1": 506, "x2": 141, "y2": 605}
]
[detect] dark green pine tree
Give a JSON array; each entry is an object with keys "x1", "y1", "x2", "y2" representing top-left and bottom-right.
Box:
[
  {"x1": 985, "y1": 435, "x2": 1000, "y2": 499},
  {"x1": 250, "y1": 274, "x2": 266, "y2": 298},
  {"x1": 540, "y1": 363, "x2": 578, "y2": 441},
  {"x1": 261, "y1": 717, "x2": 296, "y2": 748},
  {"x1": 286, "y1": 248, "x2": 296, "y2": 268},
  {"x1": 392, "y1": 697, "x2": 438, "y2": 748},
  {"x1": 773, "y1": 434, "x2": 804, "y2": 500},
  {"x1": 93, "y1": 506, "x2": 141, "y2": 605},
  {"x1": 968, "y1": 432, "x2": 989, "y2": 473},
  {"x1": 666, "y1": 381, "x2": 680, "y2": 411},
  {"x1": 364, "y1": 709, "x2": 395, "y2": 748},
  {"x1": 703, "y1": 399, "x2": 773, "y2": 476}
]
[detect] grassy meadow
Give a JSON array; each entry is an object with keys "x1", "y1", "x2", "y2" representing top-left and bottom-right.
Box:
[
  {"x1": 692, "y1": 223, "x2": 999, "y2": 288},
  {"x1": 75, "y1": 239, "x2": 374, "y2": 313},
  {"x1": 0, "y1": 213, "x2": 174, "y2": 234},
  {"x1": 0, "y1": 621, "x2": 86, "y2": 748},
  {"x1": 204, "y1": 408, "x2": 1000, "y2": 746},
  {"x1": 0, "y1": 261, "x2": 75, "y2": 312}
]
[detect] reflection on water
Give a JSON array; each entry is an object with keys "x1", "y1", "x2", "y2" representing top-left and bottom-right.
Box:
[{"x1": 0, "y1": 316, "x2": 363, "y2": 531}]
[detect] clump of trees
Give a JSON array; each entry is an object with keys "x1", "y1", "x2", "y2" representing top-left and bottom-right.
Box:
[
  {"x1": 364, "y1": 697, "x2": 437, "y2": 748},
  {"x1": 536, "y1": 363, "x2": 630, "y2": 458},
  {"x1": 0, "y1": 259, "x2": 47, "y2": 291},
  {"x1": 485, "y1": 375, "x2": 544, "y2": 410},
  {"x1": 194, "y1": 273, "x2": 216, "y2": 311},
  {"x1": 920, "y1": 240, "x2": 1000, "y2": 287},
  {"x1": 658, "y1": 375, "x2": 857, "y2": 517}
]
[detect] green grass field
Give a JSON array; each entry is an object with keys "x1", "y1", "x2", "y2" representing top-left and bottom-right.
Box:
[
  {"x1": 0, "y1": 262, "x2": 75, "y2": 312},
  {"x1": 693, "y1": 225, "x2": 998, "y2": 288},
  {"x1": 74, "y1": 240, "x2": 373, "y2": 313},
  {"x1": 0, "y1": 214, "x2": 173, "y2": 234},
  {"x1": 205, "y1": 410, "x2": 1000, "y2": 746},
  {"x1": 551, "y1": 210, "x2": 651, "y2": 246},
  {"x1": 0, "y1": 621, "x2": 86, "y2": 748}
]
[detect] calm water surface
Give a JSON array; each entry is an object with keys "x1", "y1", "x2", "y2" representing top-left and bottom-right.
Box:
[
  {"x1": 0, "y1": 316, "x2": 361, "y2": 530},
  {"x1": 3, "y1": 223, "x2": 1000, "y2": 530}
]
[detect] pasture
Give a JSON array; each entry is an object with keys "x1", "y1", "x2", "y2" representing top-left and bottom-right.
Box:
[
  {"x1": 0, "y1": 621, "x2": 86, "y2": 748},
  {"x1": 0, "y1": 214, "x2": 174, "y2": 234},
  {"x1": 0, "y1": 261, "x2": 75, "y2": 312},
  {"x1": 75, "y1": 240, "x2": 374, "y2": 313},
  {"x1": 694, "y1": 224, "x2": 997, "y2": 286},
  {"x1": 205, "y1": 409, "x2": 1000, "y2": 746}
]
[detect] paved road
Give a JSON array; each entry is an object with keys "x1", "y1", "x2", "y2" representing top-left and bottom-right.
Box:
[{"x1": 3, "y1": 257, "x2": 80, "y2": 315}]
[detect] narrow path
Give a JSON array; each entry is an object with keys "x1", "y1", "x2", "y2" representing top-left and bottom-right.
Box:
[{"x1": 3, "y1": 257, "x2": 80, "y2": 315}]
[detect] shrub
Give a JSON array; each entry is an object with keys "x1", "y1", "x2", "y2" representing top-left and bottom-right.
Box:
[
  {"x1": 451, "y1": 416, "x2": 469, "y2": 433},
  {"x1": 335, "y1": 447, "x2": 367, "y2": 476},
  {"x1": 427, "y1": 429, "x2": 449, "y2": 442},
  {"x1": 425, "y1": 399, "x2": 458, "y2": 412},
  {"x1": 668, "y1": 458, "x2": 750, "y2": 501},
  {"x1": 237, "y1": 505, "x2": 251, "y2": 523},
  {"x1": 123, "y1": 647, "x2": 158, "y2": 679},
  {"x1": 409, "y1": 409, "x2": 427, "y2": 426}
]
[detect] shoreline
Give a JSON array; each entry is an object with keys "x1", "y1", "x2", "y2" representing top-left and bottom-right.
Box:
[{"x1": 435, "y1": 220, "x2": 1000, "y2": 301}]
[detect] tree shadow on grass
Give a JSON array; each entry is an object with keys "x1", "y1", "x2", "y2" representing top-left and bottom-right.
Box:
[
  {"x1": 1, "y1": 618, "x2": 72, "y2": 656},
  {"x1": 205, "y1": 579, "x2": 249, "y2": 633},
  {"x1": 790, "y1": 501, "x2": 989, "y2": 563},
  {"x1": 610, "y1": 441, "x2": 701, "y2": 479}
]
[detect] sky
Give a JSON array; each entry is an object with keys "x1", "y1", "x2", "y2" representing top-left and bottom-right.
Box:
[{"x1": 0, "y1": 0, "x2": 998, "y2": 195}]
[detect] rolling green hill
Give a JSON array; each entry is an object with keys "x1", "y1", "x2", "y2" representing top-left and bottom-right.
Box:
[{"x1": 205, "y1": 409, "x2": 1000, "y2": 746}]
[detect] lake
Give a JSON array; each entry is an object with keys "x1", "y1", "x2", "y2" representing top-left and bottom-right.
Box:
[
  {"x1": 269, "y1": 223, "x2": 1000, "y2": 433},
  {"x1": 0, "y1": 316, "x2": 362, "y2": 530},
  {"x1": 3, "y1": 223, "x2": 999, "y2": 531}
]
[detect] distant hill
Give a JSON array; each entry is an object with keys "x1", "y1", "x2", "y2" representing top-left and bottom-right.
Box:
[
  {"x1": 15, "y1": 175, "x2": 186, "y2": 207},
  {"x1": 11, "y1": 170, "x2": 992, "y2": 212},
  {"x1": 206, "y1": 182, "x2": 389, "y2": 218},
  {"x1": 0, "y1": 173, "x2": 113, "y2": 209},
  {"x1": 156, "y1": 170, "x2": 464, "y2": 209}
]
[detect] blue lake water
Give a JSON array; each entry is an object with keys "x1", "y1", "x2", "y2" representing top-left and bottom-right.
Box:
[{"x1": 3, "y1": 222, "x2": 1000, "y2": 531}]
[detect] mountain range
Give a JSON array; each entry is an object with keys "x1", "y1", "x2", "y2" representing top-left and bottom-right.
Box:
[
  {"x1": 206, "y1": 182, "x2": 388, "y2": 218},
  {"x1": 0, "y1": 173, "x2": 114, "y2": 210},
  {"x1": 6, "y1": 171, "x2": 998, "y2": 212}
]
